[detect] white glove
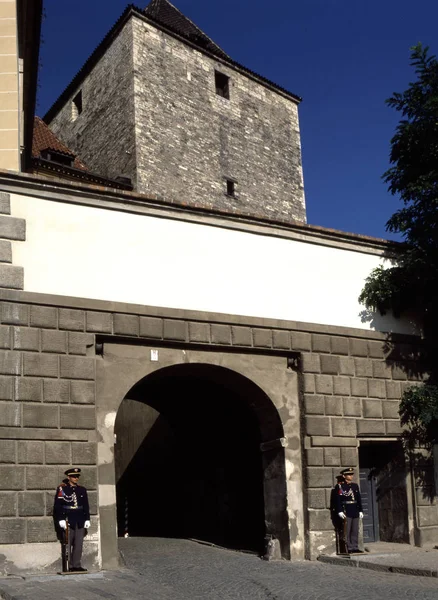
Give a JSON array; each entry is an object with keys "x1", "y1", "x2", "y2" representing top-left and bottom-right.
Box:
[
  {"x1": 338, "y1": 512, "x2": 346, "y2": 520},
  {"x1": 59, "y1": 520, "x2": 67, "y2": 529},
  {"x1": 84, "y1": 520, "x2": 91, "y2": 529},
  {"x1": 359, "y1": 512, "x2": 364, "y2": 519}
]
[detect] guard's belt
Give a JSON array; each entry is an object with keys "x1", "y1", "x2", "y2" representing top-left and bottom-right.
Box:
[
  {"x1": 64, "y1": 506, "x2": 83, "y2": 510},
  {"x1": 343, "y1": 501, "x2": 356, "y2": 505}
]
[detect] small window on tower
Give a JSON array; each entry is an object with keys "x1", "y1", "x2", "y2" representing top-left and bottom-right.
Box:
[
  {"x1": 226, "y1": 179, "x2": 235, "y2": 197},
  {"x1": 72, "y1": 90, "x2": 83, "y2": 121},
  {"x1": 215, "y1": 71, "x2": 230, "y2": 99}
]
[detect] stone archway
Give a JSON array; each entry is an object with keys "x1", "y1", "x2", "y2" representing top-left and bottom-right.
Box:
[
  {"x1": 96, "y1": 344, "x2": 304, "y2": 567},
  {"x1": 114, "y1": 363, "x2": 283, "y2": 554}
]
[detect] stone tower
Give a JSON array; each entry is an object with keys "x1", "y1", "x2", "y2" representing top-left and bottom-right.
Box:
[{"x1": 45, "y1": 0, "x2": 306, "y2": 223}]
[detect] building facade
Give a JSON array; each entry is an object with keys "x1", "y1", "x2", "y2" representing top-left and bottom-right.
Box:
[{"x1": 0, "y1": 0, "x2": 436, "y2": 576}]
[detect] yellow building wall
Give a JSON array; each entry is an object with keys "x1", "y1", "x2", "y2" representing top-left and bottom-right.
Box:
[{"x1": 0, "y1": 0, "x2": 19, "y2": 171}]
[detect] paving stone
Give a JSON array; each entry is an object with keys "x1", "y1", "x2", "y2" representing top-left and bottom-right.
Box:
[
  {"x1": 306, "y1": 448, "x2": 324, "y2": 466},
  {"x1": 14, "y1": 377, "x2": 42, "y2": 401},
  {"x1": 304, "y1": 394, "x2": 325, "y2": 415},
  {"x1": 231, "y1": 326, "x2": 252, "y2": 346},
  {"x1": 324, "y1": 396, "x2": 342, "y2": 416},
  {"x1": 0, "y1": 518, "x2": 25, "y2": 543},
  {"x1": 1, "y1": 302, "x2": 28, "y2": 326},
  {"x1": 23, "y1": 353, "x2": 58, "y2": 378},
  {"x1": 0, "y1": 492, "x2": 17, "y2": 516},
  {"x1": 252, "y1": 328, "x2": 272, "y2": 348},
  {"x1": 0, "y1": 402, "x2": 21, "y2": 426},
  {"x1": 18, "y1": 492, "x2": 45, "y2": 516},
  {"x1": 0, "y1": 350, "x2": 21, "y2": 375},
  {"x1": 163, "y1": 319, "x2": 186, "y2": 341},
  {"x1": 17, "y1": 441, "x2": 44, "y2": 464},
  {"x1": 272, "y1": 329, "x2": 290, "y2": 349},
  {"x1": 315, "y1": 375, "x2": 333, "y2": 395},
  {"x1": 12, "y1": 327, "x2": 39, "y2": 351},
  {"x1": 350, "y1": 339, "x2": 368, "y2": 357},
  {"x1": 139, "y1": 316, "x2": 163, "y2": 339},
  {"x1": 70, "y1": 380, "x2": 95, "y2": 404},
  {"x1": 68, "y1": 332, "x2": 94, "y2": 355},
  {"x1": 114, "y1": 314, "x2": 140, "y2": 336},
  {"x1": 45, "y1": 441, "x2": 71, "y2": 464},
  {"x1": 86, "y1": 311, "x2": 112, "y2": 333},
  {"x1": 320, "y1": 355, "x2": 339, "y2": 375},
  {"x1": 291, "y1": 331, "x2": 311, "y2": 351},
  {"x1": 0, "y1": 440, "x2": 15, "y2": 463},
  {"x1": 41, "y1": 330, "x2": 67, "y2": 354},
  {"x1": 23, "y1": 404, "x2": 59, "y2": 428},
  {"x1": 330, "y1": 336, "x2": 349, "y2": 355},
  {"x1": 30, "y1": 306, "x2": 57, "y2": 329},
  {"x1": 43, "y1": 379, "x2": 70, "y2": 403},
  {"x1": 60, "y1": 405, "x2": 96, "y2": 429},
  {"x1": 60, "y1": 356, "x2": 94, "y2": 380},
  {"x1": 0, "y1": 375, "x2": 13, "y2": 400},
  {"x1": 188, "y1": 322, "x2": 210, "y2": 343},
  {"x1": 59, "y1": 308, "x2": 85, "y2": 331},
  {"x1": 331, "y1": 417, "x2": 357, "y2": 437},
  {"x1": 301, "y1": 353, "x2": 320, "y2": 373}
]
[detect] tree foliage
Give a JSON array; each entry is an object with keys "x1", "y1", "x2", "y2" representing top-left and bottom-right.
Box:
[{"x1": 359, "y1": 43, "x2": 438, "y2": 444}]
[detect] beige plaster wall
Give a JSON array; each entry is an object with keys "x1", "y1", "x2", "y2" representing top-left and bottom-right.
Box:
[{"x1": 0, "y1": 0, "x2": 19, "y2": 171}]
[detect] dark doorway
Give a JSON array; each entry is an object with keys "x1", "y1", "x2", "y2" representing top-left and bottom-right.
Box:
[
  {"x1": 359, "y1": 441, "x2": 409, "y2": 543},
  {"x1": 114, "y1": 364, "x2": 280, "y2": 555}
]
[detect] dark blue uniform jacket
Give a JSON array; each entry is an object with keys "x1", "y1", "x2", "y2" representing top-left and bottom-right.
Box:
[
  {"x1": 334, "y1": 482, "x2": 363, "y2": 518},
  {"x1": 53, "y1": 480, "x2": 90, "y2": 528}
]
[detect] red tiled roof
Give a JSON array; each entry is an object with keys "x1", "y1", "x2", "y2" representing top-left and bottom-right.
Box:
[{"x1": 32, "y1": 117, "x2": 88, "y2": 170}]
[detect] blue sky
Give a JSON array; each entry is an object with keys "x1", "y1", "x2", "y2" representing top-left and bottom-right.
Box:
[{"x1": 37, "y1": 0, "x2": 437, "y2": 240}]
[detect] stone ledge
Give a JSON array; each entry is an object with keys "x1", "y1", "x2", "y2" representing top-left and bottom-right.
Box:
[
  {"x1": 0, "y1": 427, "x2": 90, "y2": 441},
  {"x1": 311, "y1": 436, "x2": 358, "y2": 447}
]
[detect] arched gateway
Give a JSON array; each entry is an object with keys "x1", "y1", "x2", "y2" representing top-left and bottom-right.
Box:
[{"x1": 96, "y1": 344, "x2": 304, "y2": 567}]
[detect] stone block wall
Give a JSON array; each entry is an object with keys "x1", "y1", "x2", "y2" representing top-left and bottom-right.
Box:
[
  {"x1": 48, "y1": 19, "x2": 137, "y2": 186},
  {"x1": 0, "y1": 302, "x2": 98, "y2": 551},
  {"x1": 132, "y1": 16, "x2": 305, "y2": 223},
  {"x1": 0, "y1": 191, "x2": 24, "y2": 290}
]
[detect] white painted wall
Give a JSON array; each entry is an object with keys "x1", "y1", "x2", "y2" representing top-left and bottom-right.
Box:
[{"x1": 10, "y1": 193, "x2": 412, "y2": 333}]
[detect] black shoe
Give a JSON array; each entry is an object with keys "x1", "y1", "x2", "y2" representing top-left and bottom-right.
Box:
[{"x1": 77, "y1": 567, "x2": 88, "y2": 572}]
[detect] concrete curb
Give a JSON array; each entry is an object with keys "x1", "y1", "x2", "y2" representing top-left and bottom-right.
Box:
[{"x1": 318, "y1": 554, "x2": 438, "y2": 578}]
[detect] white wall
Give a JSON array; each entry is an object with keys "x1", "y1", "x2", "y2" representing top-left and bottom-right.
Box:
[{"x1": 10, "y1": 193, "x2": 412, "y2": 333}]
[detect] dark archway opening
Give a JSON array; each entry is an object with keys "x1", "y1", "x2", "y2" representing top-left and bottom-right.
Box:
[{"x1": 115, "y1": 364, "x2": 282, "y2": 555}]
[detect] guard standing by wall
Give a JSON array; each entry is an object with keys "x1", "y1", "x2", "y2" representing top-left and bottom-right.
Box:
[
  {"x1": 53, "y1": 467, "x2": 91, "y2": 572},
  {"x1": 330, "y1": 474, "x2": 346, "y2": 554},
  {"x1": 335, "y1": 467, "x2": 363, "y2": 554}
]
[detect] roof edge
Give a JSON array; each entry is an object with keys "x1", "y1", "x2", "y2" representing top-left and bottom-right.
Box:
[{"x1": 44, "y1": 3, "x2": 301, "y2": 124}]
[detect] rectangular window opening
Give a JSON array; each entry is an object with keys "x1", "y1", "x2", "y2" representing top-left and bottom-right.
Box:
[
  {"x1": 215, "y1": 71, "x2": 230, "y2": 99},
  {"x1": 226, "y1": 179, "x2": 235, "y2": 197},
  {"x1": 72, "y1": 90, "x2": 83, "y2": 121}
]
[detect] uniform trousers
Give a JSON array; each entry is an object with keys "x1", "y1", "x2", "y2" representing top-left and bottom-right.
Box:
[
  {"x1": 345, "y1": 516, "x2": 359, "y2": 552},
  {"x1": 68, "y1": 524, "x2": 85, "y2": 569}
]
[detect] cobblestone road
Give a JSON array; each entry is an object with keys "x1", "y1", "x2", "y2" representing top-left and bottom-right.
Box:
[{"x1": 1, "y1": 538, "x2": 438, "y2": 600}]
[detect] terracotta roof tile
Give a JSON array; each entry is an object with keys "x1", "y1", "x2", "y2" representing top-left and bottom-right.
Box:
[{"x1": 32, "y1": 117, "x2": 88, "y2": 170}]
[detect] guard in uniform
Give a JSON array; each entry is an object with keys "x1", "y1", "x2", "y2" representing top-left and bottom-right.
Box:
[
  {"x1": 53, "y1": 467, "x2": 91, "y2": 572},
  {"x1": 330, "y1": 474, "x2": 346, "y2": 554},
  {"x1": 335, "y1": 467, "x2": 363, "y2": 553}
]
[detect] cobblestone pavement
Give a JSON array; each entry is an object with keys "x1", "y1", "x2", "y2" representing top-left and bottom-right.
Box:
[{"x1": 1, "y1": 538, "x2": 438, "y2": 600}]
